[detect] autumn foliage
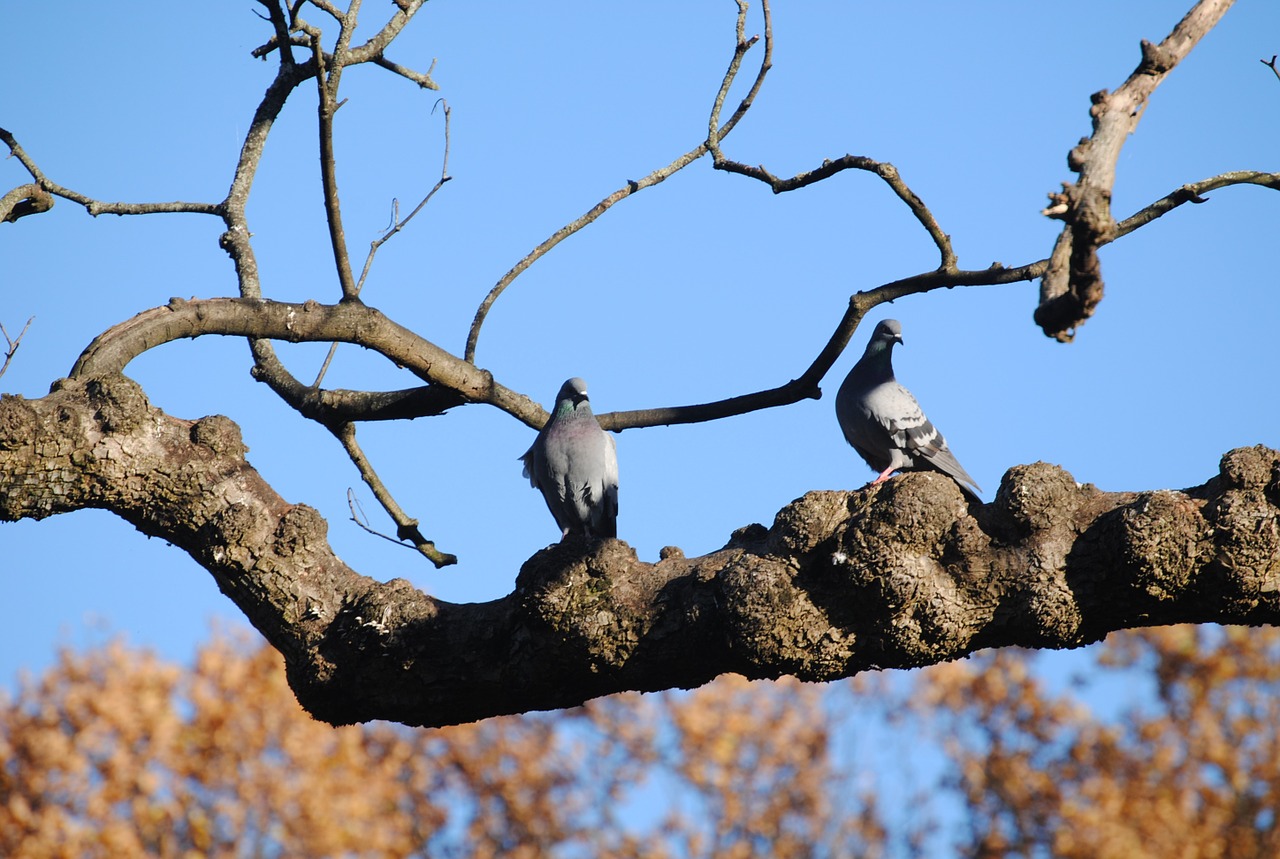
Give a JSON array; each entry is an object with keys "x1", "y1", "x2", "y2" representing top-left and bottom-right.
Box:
[
  {"x1": 925, "y1": 626, "x2": 1280, "y2": 859},
  {"x1": 3, "y1": 625, "x2": 1278, "y2": 857}
]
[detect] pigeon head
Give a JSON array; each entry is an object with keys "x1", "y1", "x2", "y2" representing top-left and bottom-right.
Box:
[
  {"x1": 555, "y1": 377, "x2": 591, "y2": 412},
  {"x1": 866, "y1": 319, "x2": 903, "y2": 352},
  {"x1": 858, "y1": 319, "x2": 904, "y2": 370}
]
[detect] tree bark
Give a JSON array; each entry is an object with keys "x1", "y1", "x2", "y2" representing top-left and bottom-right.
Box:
[{"x1": 3, "y1": 374, "x2": 1277, "y2": 728}]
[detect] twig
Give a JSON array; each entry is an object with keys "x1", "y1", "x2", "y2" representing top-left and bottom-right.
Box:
[
  {"x1": 348, "y1": 490, "x2": 406, "y2": 545},
  {"x1": 0, "y1": 316, "x2": 34, "y2": 380},
  {"x1": 1, "y1": 127, "x2": 221, "y2": 218},
  {"x1": 463, "y1": 0, "x2": 776, "y2": 363},
  {"x1": 1114, "y1": 170, "x2": 1280, "y2": 238},
  {"x1": 336, "y1": 424, "x2": 457, "y2": 567},
  {"x1": 703, "y1": 1, "x2": 953, "y2": 267},
  {"x1": 299, "y1": 8, "x2": 362, "y2": 301},
  {"x1": 373, "y1": 55, "x2": 438, "y2": 90},
  {"x1": 254, "y1": 0, "x2": 296, "y2": 65},
  {"x1": 1263, "y1": 55, "x2": 1280, "y2": 83},
  {"x1": 311, "y1": 99, "x2": 452, "y2": 388}
]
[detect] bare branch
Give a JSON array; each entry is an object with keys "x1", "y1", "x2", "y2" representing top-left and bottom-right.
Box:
[
  {"x1": 298, "y1": 9, "x2": 362, "y2": 301},
  {"x1": 69, "y1": 297, "x2": 547, "y2": 427},
  {"x1": 305, "y1": 0, "x2": 345, "y2": 21},
  {"x1": 345, "y1": 0, "x2": 427, "y2": 68},
  {"x1": 372, "y1": 54, "x2": 439, "y2": 90},
  {"x1": 1037, "y1": 0, "x2": 1236, "y2": 341},
  {"x1": 353, "y1": 101, "x2": 453, "y2": 297},
  {"x1": 65, "y1": 151, "x2": 1261, "y2": 437},
  {"x1": 1113, "y1": 170, "x2": 1280, "y2": 238},
  {"x1": 464, "y1": 0, "x2": 776, "y2": 364},
  {"x1": 1263, "y1": 55, "x2": 1280, "y2": 83},
  {"x1": 253, "y1": 0, "x2": 296, "y2": 65},
  {"x1": 713, "y1": 155, "x2": 957, "y2": 271},
  {"x1": 313, "y1": 100, "x2": 452, "y2": 388},
  {"x1": 0, "y1": 316, "x2": 34, "y2": 380},
  {"x1": 0, "y1": 128, "x2": 222, "y2": 218},
  {"x1": 335, "y1": 423, "x2": 457, "y2": 567},
  {"x1": 599, "y1": 260, "x2": 1045, "y2": 431}
]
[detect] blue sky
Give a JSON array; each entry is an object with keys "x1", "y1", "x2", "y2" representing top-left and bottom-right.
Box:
[{"x1": 1, "y1": 0, "x2": 1278, "y2": 706}]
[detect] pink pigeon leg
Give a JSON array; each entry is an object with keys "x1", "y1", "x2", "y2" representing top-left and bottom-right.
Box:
[{"x1": 870, "y1": 465, "x2": 897, "y2": 485}]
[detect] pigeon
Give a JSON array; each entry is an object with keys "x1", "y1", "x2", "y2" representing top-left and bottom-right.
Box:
[
  {"x1": 521, "y1": 377, "x2": 619, "y2": 539},
  {"x1": 835, "y1": 319, "x2": 982, "y2": 501}
]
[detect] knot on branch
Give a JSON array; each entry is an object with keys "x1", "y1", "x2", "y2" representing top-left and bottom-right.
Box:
[
  {"x1": 994, "y1": 462, "x2": 1082, "y2": 534},
  {"x1": 274, "y1": 504, "x2": 331, "y2": 561},
  {"x1": 764, "y1": 490, "x2": 849, "y2": 558},
  {"x1": 0, "y1": 392, "x2": 37, "y2": 451},
  {"x1": 1035, "y1": 193, "x2": 1107, "y2": 343},
  {"x1": 516, "y1": 539, "x2": 664, "y2": 676},
  {"x1": 1217, "y1": 445, "x2": 1280, "y2": 495},
  {"x1": 77, "y1": 375, "x2": 151, "y2": 435},
  {"x1": 1139, "y1": 39, "x2": 1177, "y2": 75},
  {"x1": 1109, "y1": 491, "x2": 1210, "y2": 601},
  {"x1": 191, "y1": 415, "x2": 247, "y2": 459},
  {"x1": 828, "y1": 475, "x2": 989, "y2": 663},
  {"x1": 1204, "y1": 447, "x2": 1280, "y2": 606},
  {"x1": 720, "y1": 551, "x2": 855, "y2": 678},
  {"x1": 0, "y1": 182, "x2": 53, "y2": 223}
]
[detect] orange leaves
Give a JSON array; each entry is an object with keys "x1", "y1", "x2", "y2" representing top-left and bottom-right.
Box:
[
  {"x1": 5, "y1": 624, "x2": 1280, "y2": 856},
  {"x1": 0, "y1": 635, "x2": 888, "y2": 857},
  {"x1": 925, "y1": 626, "x2": 1280, "y2": 859}
]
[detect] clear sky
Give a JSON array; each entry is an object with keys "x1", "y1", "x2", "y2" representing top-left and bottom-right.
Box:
[{"x1": 2, "y1": 0, "x2": 1278, "y2": 704}]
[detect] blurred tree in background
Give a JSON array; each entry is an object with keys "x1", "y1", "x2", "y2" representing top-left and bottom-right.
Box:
[{"x1": 4, "y1": 627, "x2": 1278, "y2": 857}]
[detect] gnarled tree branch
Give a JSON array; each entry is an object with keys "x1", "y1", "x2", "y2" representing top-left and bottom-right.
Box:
[
  {"x1": 1036, "y1": 0, "x2": 1236, "y2": 341},
  {"x1": 3, "y1": 375, "x2": 1277, "y2": 728}
]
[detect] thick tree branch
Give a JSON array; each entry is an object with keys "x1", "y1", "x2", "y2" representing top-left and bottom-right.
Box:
[
  {"x1": 1037, "y1": 0, "x2": 1236, "y2": 341},
  {"x1": 3, "y1": 375, "x2": 1277, "y2": 728},
  {"x1": 68, "y1": 297, "x2": 546, "y2": 427}
]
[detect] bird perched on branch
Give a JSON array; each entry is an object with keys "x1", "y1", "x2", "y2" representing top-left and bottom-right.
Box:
[
  {"x1": 835, "y1": 319, "x2": 981, "y2": 501},
  {"x1": 521, "y1": 377, "x2": 619, "y2": 539}
]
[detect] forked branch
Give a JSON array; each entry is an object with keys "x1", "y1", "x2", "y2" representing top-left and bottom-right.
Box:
[
  {"x1": 1036, "y1": 0, "x2": 1237, "y2": 341},
  {"x1": 0, "y1": 317, "x2": 34, "y2": 380}
]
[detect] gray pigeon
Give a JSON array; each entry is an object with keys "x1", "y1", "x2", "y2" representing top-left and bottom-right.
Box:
[
  {"x1": 521, "y1": 377, "x2": 619, "y2": 539},
  {"x1": 835, "y1": 319, "x2": 981, "y2": 501}
]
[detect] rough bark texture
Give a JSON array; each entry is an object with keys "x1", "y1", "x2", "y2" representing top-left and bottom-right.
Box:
[
  {"x1": 1035, "y1": 0, "x2": 1236, "y2": 341},
  {"x1": 3, "y1": 374, "x2": 1278, "y2": 728}
]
